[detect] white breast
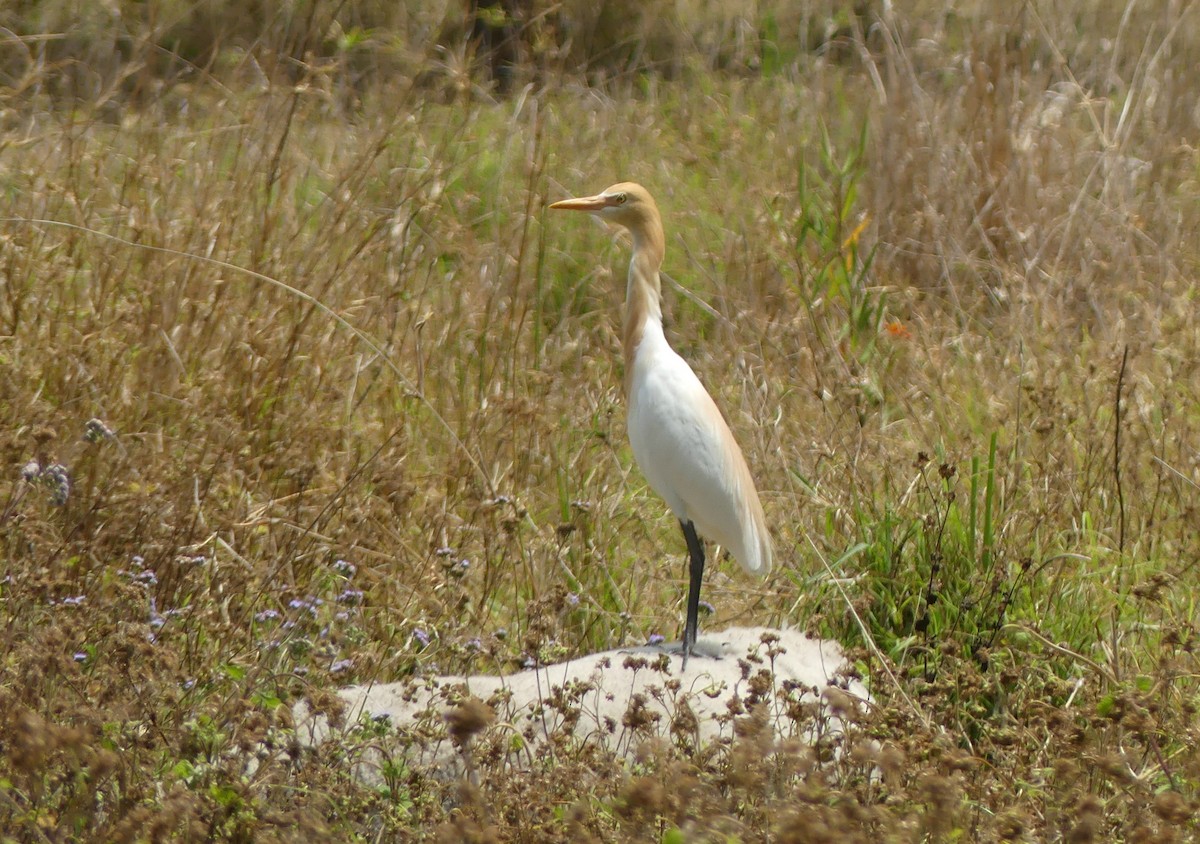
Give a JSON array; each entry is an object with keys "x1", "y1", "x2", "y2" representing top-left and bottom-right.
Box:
[{"x1": 626, "y1": 320, "x2": 770, "y2": 574}]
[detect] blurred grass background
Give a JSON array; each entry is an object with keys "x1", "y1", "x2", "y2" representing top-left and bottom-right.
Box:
[{"x1": 3, "y1": 0, "x2": 1200, "y2": 840}]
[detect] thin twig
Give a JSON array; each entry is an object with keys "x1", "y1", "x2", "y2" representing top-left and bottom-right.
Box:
[
  {"x1": 1151, "y1": 455, "x2": 1200, "y2": 491},
  {"x1": 1114, "y1": 345, "x2": 1129, "y2": 553}
]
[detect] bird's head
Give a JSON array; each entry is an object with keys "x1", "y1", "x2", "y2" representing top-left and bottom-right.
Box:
[{"x1": 550, "y1": 182, "x2": 661, "y2": 238}]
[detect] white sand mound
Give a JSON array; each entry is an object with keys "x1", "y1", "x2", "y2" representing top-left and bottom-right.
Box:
[{"x1": 292, "y1": 627, "x2": 868, "y2": 782}]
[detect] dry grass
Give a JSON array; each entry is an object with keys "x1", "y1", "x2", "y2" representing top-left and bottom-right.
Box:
[{"x1": 3, "y1": 0, "x2": 1200, "y2": 840}]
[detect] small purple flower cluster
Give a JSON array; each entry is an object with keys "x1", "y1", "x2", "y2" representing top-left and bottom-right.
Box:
[
  {"x1": 149, "y1": 600, "x2": 166, "y2": 631},
  {"x1": 118, "y1": 554, "x2": 158, "y2": 588},
  {"x1": 146, "y1": 598, "x2": 186, "y2": 643},
  {"x1": 436, "y1": 548, "x2": 471, "y2": 581},
  {"x1": 288, "y1": 597, "x2": 323, "y2": 616},
  {"x1": 20, "y1": 460, "x2": 71, "y2": 506},
  {"x1": 253, "y1": 558, "x2": 368, "y2": 678},
  {"x1": 83, "y1": 418, "x2": 115, "y2": 443},
  {"x1": 133, "y1": 569, "x2": 158, "y2": 587}
]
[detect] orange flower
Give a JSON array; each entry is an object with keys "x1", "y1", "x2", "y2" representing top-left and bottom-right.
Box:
[{"x1": 884, "y1": 320, "x2": 912, "y2": 340}]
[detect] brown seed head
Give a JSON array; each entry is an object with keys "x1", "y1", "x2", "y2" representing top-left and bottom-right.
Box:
[{"x1": 446, "y1": 696, "x2": 495, "y2": 746}]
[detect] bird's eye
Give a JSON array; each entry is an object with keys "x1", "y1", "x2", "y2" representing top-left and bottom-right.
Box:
[{"x1": 614, "y1": 193, "x2": 627, "y2": 205}]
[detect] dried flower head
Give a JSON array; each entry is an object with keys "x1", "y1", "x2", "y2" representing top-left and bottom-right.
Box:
[{"x1": 445, "y1": 697, "x2": 494, "y2": 746}]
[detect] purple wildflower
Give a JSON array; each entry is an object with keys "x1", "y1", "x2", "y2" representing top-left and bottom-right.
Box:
[
  {"x1": 413, "y1": 628, "x2": 430, "y2": 647},
  {"x1": 648, "y1": 633, "x2": 666, "y2": 646},
  {"x1": 18, "y1": 460, "x2": 72, "y2": 504},
  {"x1": 73, "y1": 652, "x2": 88, "y2": 663},
  {"x1": 337, "y1": 589, "x2": 363, "y2": 605},
  {"x1": 330, "y1": 658, "x2": 354, "y2": 674},
  {"x1": 84, "y1": 418, "x2": 115, "y2": 442},
  {"x1": 255, "y1": 609, "x2": 281, "y2": 623},
  {"x1": 43, "y1": 464, "x2": 71, "y2": 505},
  {"x1": 333, "y1": 559, "x2": 356, "y2": 578}
]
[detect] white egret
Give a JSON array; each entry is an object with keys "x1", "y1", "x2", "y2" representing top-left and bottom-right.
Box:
[{"x1": 550, "y1": 183, "x2": 773, "y2": 669}]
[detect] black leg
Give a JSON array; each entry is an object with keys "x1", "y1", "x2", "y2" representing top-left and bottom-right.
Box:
[{"x1": 680, "y1": 519, "x2": 705, "y2": 671}]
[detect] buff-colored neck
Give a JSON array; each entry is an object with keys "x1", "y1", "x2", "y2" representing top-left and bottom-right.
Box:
[{"x1": 622, "y1": 221, "x2": 666, "y2": 393}]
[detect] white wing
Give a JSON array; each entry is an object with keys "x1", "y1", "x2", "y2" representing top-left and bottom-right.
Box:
[{"x1": 627, "y1": 330, "x2": 772, "y2": 576}]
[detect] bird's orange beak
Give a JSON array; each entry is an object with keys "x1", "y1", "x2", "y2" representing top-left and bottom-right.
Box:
[{"x1": 549, "y1": 193, "x2": 613, "y2": 212}]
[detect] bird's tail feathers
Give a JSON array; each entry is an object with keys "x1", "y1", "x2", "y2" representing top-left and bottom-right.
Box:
[{"x1": 736, "y1": 497, "x2": 773, "y2": 577}]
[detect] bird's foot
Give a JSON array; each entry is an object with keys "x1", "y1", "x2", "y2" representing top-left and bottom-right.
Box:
[{"x1": 658, "y1": 638, "x2": 725, "y2": 667}]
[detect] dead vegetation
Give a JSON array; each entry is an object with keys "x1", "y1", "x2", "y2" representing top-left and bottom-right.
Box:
[{"x1": 2, "y1": 0, "x2": 1200, "y2": 840}]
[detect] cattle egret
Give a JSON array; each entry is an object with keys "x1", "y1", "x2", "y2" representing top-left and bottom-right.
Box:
[{"x1": 550, "y1": 182, "x2": 773, "y2": 669}]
